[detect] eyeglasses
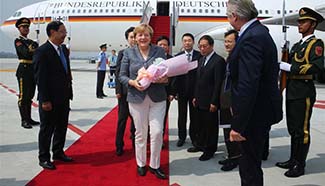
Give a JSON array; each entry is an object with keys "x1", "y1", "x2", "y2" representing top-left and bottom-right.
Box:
[{"x1": 197, "y1": 44, "x2": 210, "y2": 49}]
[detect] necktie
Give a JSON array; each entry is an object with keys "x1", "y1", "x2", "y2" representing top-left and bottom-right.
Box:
[
  {"x1": 186, "y1": 53, "x2": 191, "y2": 61},
  {"x1": 58, "y1": 46, "x2": 68, "y2": 73},
  {"x1": 224, "y1": 62, "x2": 231, "y2": 92}
]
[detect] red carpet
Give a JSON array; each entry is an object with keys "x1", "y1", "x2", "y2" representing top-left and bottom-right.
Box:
[{"x1": 26, "y1": 107, "x2": 169, "y2": 186}]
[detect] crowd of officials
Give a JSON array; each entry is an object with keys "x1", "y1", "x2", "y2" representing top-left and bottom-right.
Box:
[{"x1": 13, "y1": 0, "x2": 324, "y2": 185}]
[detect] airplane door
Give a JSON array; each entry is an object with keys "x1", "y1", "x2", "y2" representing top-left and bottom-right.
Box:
[
  {"x1": 157, "y1": 2, "x2": 169, "y2": 16},
  {"x1": 33, "y1": 2, "x2": 49, "y2": 23}
]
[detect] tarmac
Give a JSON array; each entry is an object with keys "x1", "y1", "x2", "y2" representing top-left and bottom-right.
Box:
[{"x1": 0, "y1": 58, "x2": 324, "y2": 186}]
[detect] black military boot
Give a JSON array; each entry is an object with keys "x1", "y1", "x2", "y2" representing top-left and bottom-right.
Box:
[
  {"x1": 27, "y1": 103, "x2": 40, "y2": 125},
  {"x1": 284, "y1": 162, "x2": 305, "y2": 177},
  {"x1": 19, "y1": 105, "x2": 32, "y2": 129},
  {"x1": 276, "y1": 138, "x2": 297, "y2": 169}
]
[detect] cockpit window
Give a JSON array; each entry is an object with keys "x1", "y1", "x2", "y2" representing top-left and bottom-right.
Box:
[{"x1": 13, "y1": 11, "x2": 22, "y2": 17}]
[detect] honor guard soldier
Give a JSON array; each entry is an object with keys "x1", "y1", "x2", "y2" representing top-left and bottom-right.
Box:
[
  {"x1": 277, "y1": 7, "x2": 324, "y2": 177},
  {"x1": 14, "y1": 17, "x2": 40, "y2": 129}
]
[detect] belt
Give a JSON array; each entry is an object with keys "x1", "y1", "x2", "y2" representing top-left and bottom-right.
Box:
[
  {"x1": 19, "y1": 59, "x2": 32, "y2": 64},
  {"x1": 288, "y1": 74, "x2": 313, "y2": 80}
]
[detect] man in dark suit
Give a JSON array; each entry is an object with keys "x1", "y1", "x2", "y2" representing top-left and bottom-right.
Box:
[
  {"x1": 33, "y1": 21, "x2": 73, "y2": 170},
  {"x1": 172, "y1": 33, "x2": 201, "y2": 148},
  {"x1": 156, "y1": 35, "x2": 173, "y2": 146},
  {"x1": 193, "y1": 35, "x2": 225, "y2": 161},
  {"x1": 226, "y1": 0, "x2": 282, "y2": 185},
  {"x1": 115, "y1": 26, "x2": 136, "y2": 156}
]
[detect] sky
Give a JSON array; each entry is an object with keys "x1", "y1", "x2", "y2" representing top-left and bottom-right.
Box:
[{"x1": 0, "y1": 0, "x2": 44, "y2": 53}]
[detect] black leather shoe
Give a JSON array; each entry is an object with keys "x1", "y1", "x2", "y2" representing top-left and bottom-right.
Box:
[
  {"x1": 116, "y1": 148, "x2": 124, "y2": 156},
  {"x1": 97, "y1": 96, "x2": 103, "y2": 99},
  {"x1": 29, "y1": 119, "x2": 40, "y2": 125},
  {"x1": 187, "y1": 146, "x2": 200, "y2": 153},
  {"x1": 39, "y1": 161, "x2": 56, "y2": 170},
  {"x1": 21, "y1": 121, "x2": 32, "y2": 129},
  {"x1": 275, "y1": 160, "x2": 294, "y2": 169},
  {"x1": 137, "y1": 166, "x2": 147, "y2": 176},
  {"x1": 102, "y1": 94, "x2": 108, "y2": 97},
  {"x1": 218, "y1": 158, "x2": 231, "y2": 165},
  {"x1": 221, "y1": 161, "x2": 238, "y2": 171},
  {"x1": 176, "y1": 139, "x2": 185, "y2": 147},
  {"x1": 149, "y1": 167, "x2": 166, "y2": 179},
  {"x1": 284, "y1": 165, "x2": 305, "y2": 178},
  {"x1": 199, "y1": 153, "x2": 214, "y2": 161},
  {"x1": 53, "y1": 154, "x2": 73, "y2": 162}
]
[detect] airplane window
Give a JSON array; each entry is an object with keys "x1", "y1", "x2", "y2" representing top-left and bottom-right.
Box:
[
  {"x1": 77, "y1": 9, "x2": 80, "y2": 13},
  {"x1": 83, "y1": 9, "x2": 86, "y2": 13},
  {"x1": 52, "y1": 10, "x2": 55, "y2": 14},
  {"x1": 199, "y1": 9, "x2": 202, "y2": 13},
  {"x1": 289, "y1": 10, "x2": 293, "y2": 13},
  {"x1": 99, "y1": 9, "x2": 103, "y2": 13},
  {"x1": 72, "y1": 9, "x2": 75, "y2": 13},
  {"x1": 122, "y1": 9, "x2": 126, "y2": 13},
  {"x1": 61, "y1": 10, "x2": 65, "y2": 14},
  {"x1": 187, "y1": 9, "x2": 190, "y2": 13},
  {"x1": 117, "y1": 9, "x2": 120, "y2": 13},
  {"x1": 89, "y1": 9, "x2": 92, "y2": 13},
  {"x1": 217, "y1": 9, "x2": 220, "y2": 13},
  {"x1": 134, "y1": 9, "x2": 137, "y2": 13},
  {"x1": 94, "y1": 9, "x2": 97, "y2": 13},
  {"x1": 265, "y1": 10, "x2": 269, "y2": 14},
  {"x1": 277, "y1": 10, "x2": 280, "y2": 14},
  {"x1": 106, "y1": 9, "x2": 109, "y2": 13},
  {"x1": 259, "y1": 10, "x2": 262, "y2": 14},
  {"x1": 205, "y1": 9, "x2": 209, "y2": 13},
  {"x1": 111, "y1": 9, "x2": 114, "y2": 13},
  {"x1": 211, "y1": 9, "x2": 215, "y2": 13},
  {"x1": 193, "y1": 9, "x2": 196, "y2": 13},
  {"x1": 57, "y1": 10, "x2": 60, "y2": 14},
  {"x1": 67, "y1": 10, "x2": 70, "y2": 14},
  {"x1": 181, "y1": 9, "x2": 184, "y2": 13},
  {"x1": 18, "y1": 12, "x2": 22, "y2": 16}
]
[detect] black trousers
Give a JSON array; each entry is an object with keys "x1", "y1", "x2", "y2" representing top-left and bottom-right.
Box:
[
  {"x1": 223, "y1": 128, "x2": 241, "y2": 158},
  {"x1": 38, "y1": 101, "x2": 70, "y2": 162},
  {"x1": 115, "y1": 94, "x2": 135, "y2": 149},
  {"x1": 196, "y1": 108, "x2": 218, "y2": 153},
  {"x1": 177, "y1": 96, "x2": 198, "y2": 145},
  {"x1": 96, "y1": 70, "x2": 106, "y2": 96},
  {"x1": 286, "y1": 97, "x2": 315, "y2": 165},
  {"x1": 239, "y1": 125, "x2": 269, "y2": 186},
  {"x1": 163, "y1": 99, "x2": 171, "y2": 138},
  {"x1": 16, "y1": 64, "x2": 36, "y2": 121}
]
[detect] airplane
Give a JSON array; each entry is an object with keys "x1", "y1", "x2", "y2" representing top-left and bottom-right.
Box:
[{"x1": 1, "y1": 0, "x2": 325, "y2": 58}]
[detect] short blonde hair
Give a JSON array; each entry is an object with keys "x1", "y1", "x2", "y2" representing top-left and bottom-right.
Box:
[{"x1": 134, "y1": 24, "x2": 153, "y2": 38}]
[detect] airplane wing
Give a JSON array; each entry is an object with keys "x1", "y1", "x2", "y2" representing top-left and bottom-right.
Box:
[
  {"x1": 194, "y1": 23, "x2": 233, "y2": 41},
  {"x1": 262, "y1": 5, "x2": 325, "y2": 31}
]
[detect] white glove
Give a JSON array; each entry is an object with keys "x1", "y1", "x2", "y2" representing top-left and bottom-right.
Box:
[{"x1": 279, "y1": 62, "x2": 291, "y2": 72}]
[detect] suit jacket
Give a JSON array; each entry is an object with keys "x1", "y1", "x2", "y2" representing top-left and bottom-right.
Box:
[
  {"x1": 33, "y1": 41, "x2": 73, "y2": 105},
  {"x1": 228, "y1": 20, "x2": 282, "y2": 134},
  {"x1": 115, "y1": 49, "x2": 127, "y2": 95},
  {"x1": 171, "y1": 50, "x2": 201, "y2": 98},
  {"x1": 194, "y1": 52, "x2": 226, "y2": 110},
  {"x1": 119, "y1": 44, "x2": 167, "y2": 103}
]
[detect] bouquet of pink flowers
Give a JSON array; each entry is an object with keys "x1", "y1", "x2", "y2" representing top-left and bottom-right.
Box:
[{"x1": 137, "y1": 54, "x2": 198, "y2": 89}]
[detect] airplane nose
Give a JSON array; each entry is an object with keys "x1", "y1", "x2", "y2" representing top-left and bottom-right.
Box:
[{"x1": 1, "y1": 20, "x2": 18, "y2": 40}]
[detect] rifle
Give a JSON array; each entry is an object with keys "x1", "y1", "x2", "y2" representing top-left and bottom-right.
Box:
[{"x1": 279, "y1": 0, "x2": 289, "y2": 94}]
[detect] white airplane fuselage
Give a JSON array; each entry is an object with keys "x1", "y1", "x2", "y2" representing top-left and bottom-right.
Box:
[{"x1": 1, "y1": 0, "x2": 325, "y2": 57}]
